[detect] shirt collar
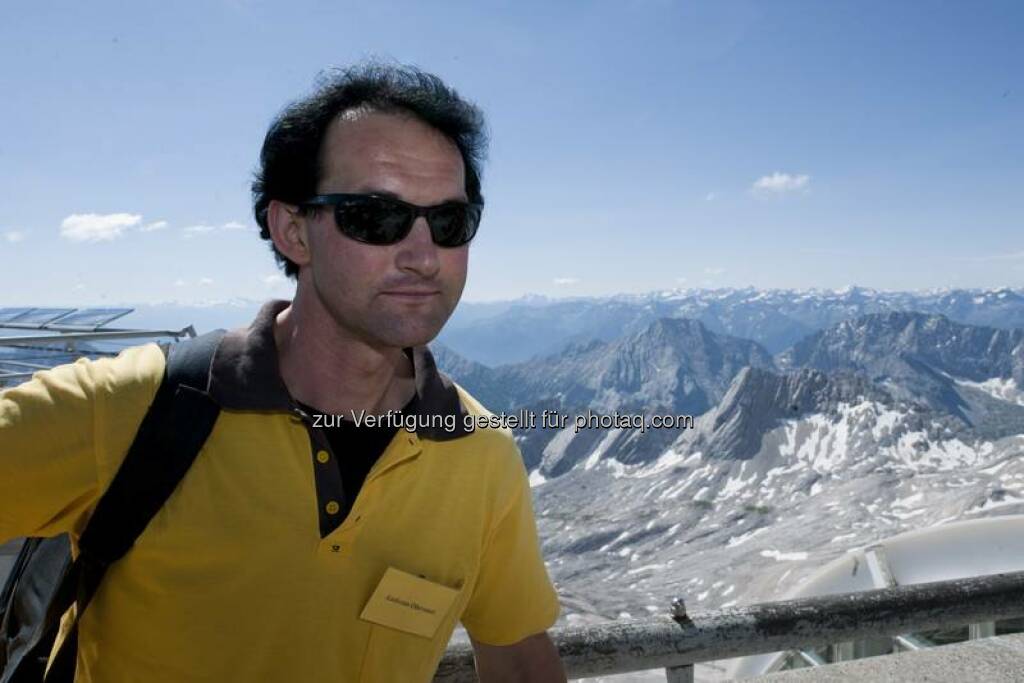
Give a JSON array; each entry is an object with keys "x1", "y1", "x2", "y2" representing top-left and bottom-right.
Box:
[{"x1": 207, "y1": 299, "x2": 472, "y2": 441}]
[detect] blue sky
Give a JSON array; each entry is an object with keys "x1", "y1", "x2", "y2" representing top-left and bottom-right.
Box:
[{"x1": 1, "y1": 1, "x2": 1021, "y2": 306}]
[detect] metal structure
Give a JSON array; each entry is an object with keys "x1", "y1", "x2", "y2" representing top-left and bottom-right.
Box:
[
  {"x1": 0, "y1": 306, "x2": 195, "y2": 387},
  {"x1": 434, "y1": 570, "x2": 1024, "y2": 682}
]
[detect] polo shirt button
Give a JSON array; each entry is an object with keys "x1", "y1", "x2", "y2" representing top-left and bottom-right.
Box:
[
  {"x1": 316, "y1": 450, "x2": 330, "y2": 463},
  {"x1": 325, "y1": 501, "x2": 340, "y2": 515}
]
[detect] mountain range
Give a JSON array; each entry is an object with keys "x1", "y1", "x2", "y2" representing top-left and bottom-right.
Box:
[
  {"x1": 437, "y1": 286, "x2": 1024, "y2": 365},
  {"x1": 431, "y1": 289, "x2": 1024, "y2": 660}
]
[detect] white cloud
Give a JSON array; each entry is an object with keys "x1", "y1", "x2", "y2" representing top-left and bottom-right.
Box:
[
  {"x1": 198, "y1": 277, "x2": 214, "y2": 286},
  {"x1": 675, "y1": 276, "x2": 688, "y2": 283},
  {"x1": 703, "y1": 267, "x2": 726, "y2": 276},
  {"x1": 3, "y1": 229, "x2": 25, "y2": 243},
  {"x1": 222, "y1": 221, "x2": 248, "y2": 230},
  {"x1": 173, "y1": 278, "x2": 187, "y2": 287},
  {"x1": 140, "y1": 220, "x2": 169, "y2": 232},
  {"x1": 705, "y1": 192, "x2": 717, "y2": 202},
  {"x1": 553, "y1": 277, "x2": 579, "y2": 286},
  {"x1": 262, "y1": 273, "x2": 288, "y2": 286},
  {"x1": 751, "y1": 172, "x2": 811, "y2": 195},
  {"x1": 60, "y1": 213, "x2": 142, "y2": 242}
]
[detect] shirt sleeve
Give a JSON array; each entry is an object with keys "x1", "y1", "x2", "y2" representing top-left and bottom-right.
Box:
[
  {"x1": 459, "y1": 443, "x2": 560, "y2": 645},
  {"x1": 0, "y1": 344, "x2": 164, "y2": 543}
]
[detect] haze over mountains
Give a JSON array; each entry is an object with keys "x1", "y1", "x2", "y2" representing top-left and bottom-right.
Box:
[{"x1": 437, "y1": 285, "x2": 1024, "y2": 364}]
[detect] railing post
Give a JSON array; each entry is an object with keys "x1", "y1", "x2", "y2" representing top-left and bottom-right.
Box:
[
  {"x1": 894, "y1": 633, "x2": 933, "y2": 651},
  {"x1": 969, "y1": 622, "x2": 996, "y2": 639},
  {"x1": 830, "y1": 641, "x2": 855, "y2": 662},
  {"x1": 665, "y1": 664, "x2": 694, "y2": 682},
  {"x1": 796, "y1": 650, "x2": 827, "y2": 666}
]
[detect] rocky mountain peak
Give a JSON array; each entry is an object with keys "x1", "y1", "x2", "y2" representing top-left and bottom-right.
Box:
[{"x1": 682, "y1": 366, "x2": 891, "y2": 460}]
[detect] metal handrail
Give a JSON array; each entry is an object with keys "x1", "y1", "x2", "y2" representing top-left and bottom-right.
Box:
[
  {"x1": 434, "y1": 570, "x2": 1024, "y2": 681},
  {"x1": 0, "y1": 327, "x2": 196, "y2": 345}
]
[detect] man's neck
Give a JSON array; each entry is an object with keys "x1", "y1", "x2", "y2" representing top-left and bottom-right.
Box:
[{"x1": 273, "y1": 293, "x2": 416, "y2": 417}]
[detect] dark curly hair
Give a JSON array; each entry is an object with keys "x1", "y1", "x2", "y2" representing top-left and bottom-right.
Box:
[{"x1": 252, "y1": 61, "x2": 488, "y2": 277}]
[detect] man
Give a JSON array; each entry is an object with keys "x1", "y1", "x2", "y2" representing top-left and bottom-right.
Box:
[{"x1": 0, "y1": 63, "x2": 566, "y2": 682}]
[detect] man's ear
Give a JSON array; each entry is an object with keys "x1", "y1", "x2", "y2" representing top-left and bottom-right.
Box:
[{"x1": 267, "y1": 199, "x2": 312, "y2": 268}]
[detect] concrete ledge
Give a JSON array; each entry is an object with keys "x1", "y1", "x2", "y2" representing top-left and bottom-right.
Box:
[{"x1": 746, "y1": 633, "x2": 1024, "y2": 682}]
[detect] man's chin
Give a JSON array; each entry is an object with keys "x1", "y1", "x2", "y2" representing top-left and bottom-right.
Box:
[
  {"x1": 373, "y1": 319, "x2": 446, "y2": 350},
  {"x1": 386, "y1": 333, "x2": 436, "y2": 349}
]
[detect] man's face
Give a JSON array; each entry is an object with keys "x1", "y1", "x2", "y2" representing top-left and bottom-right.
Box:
[{"x1": 300, "y1": 110, "x2": 470, "y2": 349}]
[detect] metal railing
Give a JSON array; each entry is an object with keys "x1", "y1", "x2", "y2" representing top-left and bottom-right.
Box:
[
  {"x1": 434, "y1": 570, "x2": 1024, "y2": 682},
  {"x1": 0, "y1": 326, "x2": 196, "y2": 346}
]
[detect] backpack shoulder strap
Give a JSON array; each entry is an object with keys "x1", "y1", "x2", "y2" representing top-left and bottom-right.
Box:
[
  {"x1": 78, "y1": 328, "x2": 227, "y2": 564},
  {"x1": 40, "y1": 330, "x2": 226, "y2": 682}
]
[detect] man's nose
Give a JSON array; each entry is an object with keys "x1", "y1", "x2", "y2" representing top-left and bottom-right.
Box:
[{"x1": 395, "y1": 216, "x2": 440, "y2": 277}]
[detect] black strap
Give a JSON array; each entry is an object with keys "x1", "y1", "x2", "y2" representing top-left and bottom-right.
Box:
[
  {"x1": 35, "y1": 330, "x2": 225, "y2": 682},
  {"x1": 78, "y1": 332, "x2": 225, "y2": 565}
]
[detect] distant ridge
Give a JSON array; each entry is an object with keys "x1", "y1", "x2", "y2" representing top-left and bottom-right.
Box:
[{"x1": 440, "y1": 286, "x2": 1024, "y2": 366}]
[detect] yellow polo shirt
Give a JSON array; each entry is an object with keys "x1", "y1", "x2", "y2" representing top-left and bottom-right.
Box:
[{"x1": 0, "y1": 301, "x2": 560, "y2": 682}]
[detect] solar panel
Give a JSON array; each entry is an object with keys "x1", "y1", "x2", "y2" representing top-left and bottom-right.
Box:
[
  {"x1": 0, "y1": 307, "x2": 133, "y2": 330},
  {"x1": 0, "y1": 308, "x2": 34, "y2": 323},
  {"x1": 52, "y1": 307, "x2": 132, "y2": 328},
  {"x1": 5, "y1": 308, "x2": 76, "y2": 326}
]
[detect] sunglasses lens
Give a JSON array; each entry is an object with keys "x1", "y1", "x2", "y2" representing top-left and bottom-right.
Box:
[
  {"x1": 334, "y1": 197, "x2": 411, "y2": 244},
  {"x1": 428, "y1": 203, "x2": 481, "y2": 247},
  {"x1": 325, "y1": 195, "x2": 481, "y2": 246}
]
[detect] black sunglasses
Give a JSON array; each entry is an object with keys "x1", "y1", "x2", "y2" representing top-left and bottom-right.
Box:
[{"x1": 301, "y1": 193, "x2": 482, "y2": 247}]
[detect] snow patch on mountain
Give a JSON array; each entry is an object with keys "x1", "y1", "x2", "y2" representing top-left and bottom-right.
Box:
[
  {"x1": 769, "y1": 400, "x2": 991, "y2": 473},
  {"x1": 955, "y1": 376, "x2": 1024, "y2": 406}
]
